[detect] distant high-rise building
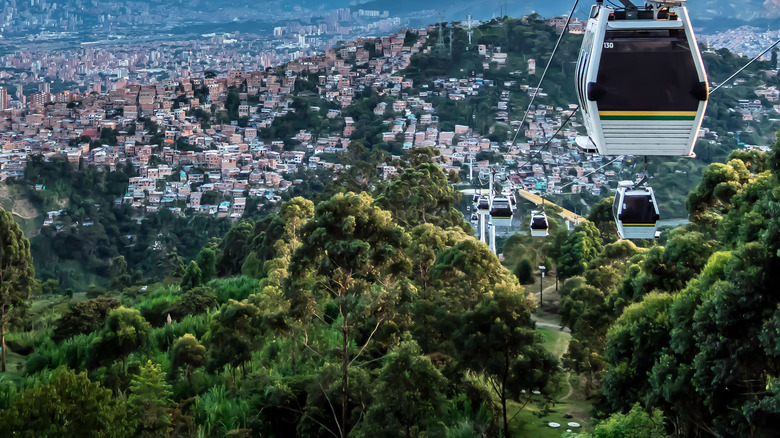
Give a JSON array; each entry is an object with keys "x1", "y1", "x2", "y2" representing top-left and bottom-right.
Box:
[
  {"x1": 0, "y1": 87, "x2": 7, "y2": 110},
  {"x1": 38, "y1": 82, "x2": 50, "y2": 94}
]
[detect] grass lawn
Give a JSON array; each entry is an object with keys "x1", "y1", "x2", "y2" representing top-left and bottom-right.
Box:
[
  {"x1": 499, "y1": 320, "x2": 592, "y2": 437},
  {"x1": 538, "y1": 326, "x2": 570, "y2": 359},
  {"x1": 1, "y1": 349, "x2": 28, "y2": 382}
]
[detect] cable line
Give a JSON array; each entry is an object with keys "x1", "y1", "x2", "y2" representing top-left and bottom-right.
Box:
[
  {"x1": 710, "y1": 37, "x2": 780, "y2": 95},
  {"x1": 557, "y1": 155, "x2": 623, "y2": 192},
  {"x1": 508, "y1": 0, "x2": 581, "y2": 148},
  {"x1": 514, "y1": 105, "x2": 580, "y2": 173}
]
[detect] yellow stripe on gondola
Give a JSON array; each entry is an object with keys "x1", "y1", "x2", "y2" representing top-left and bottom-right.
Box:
[
  {"x1": 622, "y1": 223, "x2": 656, "y2": 227},
  {"x1": 599, "y1": 111, "x2": 697, "y2": 117}
]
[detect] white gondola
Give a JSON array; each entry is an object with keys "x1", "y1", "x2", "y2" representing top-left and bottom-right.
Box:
[
  {"x1": 489, "y1": 197, "x2": 514, "y2": 227},
  {"x1": 472, "y1": 194, "x2": 480, "y2": 211},
  {"x1": 613, "y1": 181, "x2": 660, "y2": 239},
  {"x1": 575, "y1": 0, "x2": 708, "y2": 156},
  {"x1": 470, "y1": 213, "x2": 479, "y2": 225},
  {"x1": 477, "y1": 196, "x2": 491, "y2": 215},
  {"x1": 530, "y1": 211, "x2": 549, "y2": 237}
]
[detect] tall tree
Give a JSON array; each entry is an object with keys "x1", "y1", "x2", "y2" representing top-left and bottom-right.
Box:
[
  {"x1": 128, "y1": 360, "x2": 175, "y2": 437},
  {"x1": 291, "y1": 191, "x2": 411, "y2": 438},
  {"x1": 456, "y1": 283, "x2": 557, "y2": 437},
  {"x1": 89, "y1": 306, "x2": 151, "y2": 373},
  {"x1": 217, "y1": 219, "x2": 255, "y2": 276},
  {"x1": 513, "y1": 259, "x2": 534, "y2": 285},
  {"x1": 279, "y1": 196, "x2": 314, "y2": 254},
  {"x1": 361, "y1": 335, "x2": 448, "y2": 438},
  {"x1": 0, "y1": 209, "x2": 34, "y2": 373},
  {"x1": 52, "y1": 297, "x2": 121, "y2": 342},
  {"x1": 180, "y1": 261, "x2": 203, "y2": 291},
  {"x1": 207, "y1": 299, "x2": 260, "y2": 373},
  {"x1": 376, "y1": 151, "x2": 468, "y2": 231},
  {"x1": 558, "y1": 221, "x2": 603, "y2": 280},
  {"x1": 196, "y1": 248, "x2": 217, "y2": 283},
  {"x1": 171, "y1": 334, "x2": 207, "y2": 384}
]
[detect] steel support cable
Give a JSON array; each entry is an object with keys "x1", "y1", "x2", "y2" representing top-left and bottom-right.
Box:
[
  {"x1": 709, "y1": 37, "x2": 780, "y2": 95},
  {"x1": 514, "y1": 105, "x2": 580, "y2": 172},
  {"x1": 508, "y1": 0, "x2": 581, "y2": 148},
  {"x1": 558, "y1": 155, "x2": 623, "y2": 191}
]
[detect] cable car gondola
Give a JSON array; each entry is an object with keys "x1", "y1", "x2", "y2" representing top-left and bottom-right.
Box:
[
  {"x1": 472, "y1": 194, "x2": 480, "y2": 211},
  {"x1": 530, "y1": 211, "x2": 549, "y2": 237},
  {"x1": 489, "y1": 197, "x2": 514, "y2": 227},
  {"x1": 613, "y1": 181, "x2": 660, "y2": 239},
  {"x1": 470, "y1": 213, "x2": 479, "y2": 225},
  {"x1": 477, "y1": 196, "x2": 490, "y2": 215},
  {"x1": 575, "y1": 0, "x2": 708, "y2": 156}
]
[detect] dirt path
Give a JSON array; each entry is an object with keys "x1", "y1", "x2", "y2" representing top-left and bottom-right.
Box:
[
  {"x1": 561, "y1": 373, "x2": 574, "y2": 400},
  {"x1": 12, "y1": 198, "x2": 38, "y2": 219},
  {"x1": 530, "y1": 296, "x2": 575, "y2": 401}
]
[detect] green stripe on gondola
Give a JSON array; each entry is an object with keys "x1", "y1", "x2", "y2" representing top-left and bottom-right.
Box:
[
  {"x1": 599, "y1": 111, "x2": 697, "y2": 121},
  {"x1": 601, "y1": 115, "x2": 697, "y2": 120}
]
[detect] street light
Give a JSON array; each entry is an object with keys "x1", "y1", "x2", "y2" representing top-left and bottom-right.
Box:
[{"x1": 539, "y1": 265, "x2": 546, "y2": 309}]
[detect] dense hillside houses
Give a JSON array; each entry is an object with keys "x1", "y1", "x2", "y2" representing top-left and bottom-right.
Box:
[{"x1": 0, "y1": 18, "x2": 777, "y2": 224}]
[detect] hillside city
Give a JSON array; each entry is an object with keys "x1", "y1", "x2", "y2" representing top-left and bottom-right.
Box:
[
  {"x1": 3, "y1": 4, "x2": 780, "y2": 438},
  {"x1": 1, "y1": 15, "x2": 779, "y2": 228}
]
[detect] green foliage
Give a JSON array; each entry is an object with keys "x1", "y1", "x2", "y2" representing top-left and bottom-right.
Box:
[
  {"x1": 217, "y1": 220, "x2": 256, "y2": 276},
  {"x1": 197, "y1": 248, "x2": 217, "y2": 283},
  {"x1": 376, "y1": 151, "x2": 468, "y2": 231},
  {"x1": 587, "y1": 197, "x2": 619, "y2": 243},
  {"x1": 558, "y1": 221, "x2": 602, "y2": 280},
  {"x1": 128, "y1": 360, "x2": 174, "y2": 437},
  {"x1": 455, "y1": 284, "x2": 556, "y2": 437},
  {"x1": 169, "y1": 286, "x2": 218, "y2": 319},
  {"x1": 602, "y1": 293, "x2": 674, "y2": 412},
  {"x1": 23, "y1": 157, "x2": 231, "y2": 290},
  {"x1": 181, "y1": 261, "x2": 203, "y2": 291},
  {"x1": 0, "y1": 367, "x2": 135, "y2": 437},
  {"x1": 89, "y1": 306, "x2": 151, "y2": 371},
  {"x1": 569, "y1": 403, "x2": 665, "y2": 438},
  {"x1": 360, "y1": 335, "x2": 448, "y2": 437},
  {"x1": 0, "y1": 208, "x2": 35, "y2": 372},
  {"x1": 593, "y1": 131, "x2": 780, "y2": 437},
  {"x1": 513, "y1": 259, "x2": 534, "y2": 285},
  {"x1": 149, "y1": 313, "x2": 211, "y2": 353},
  {"x1": 291, "y1": 191, "x2": 412, "y2": 435},
  {"x1": 194, "y1": 384, "x2": 250, "y2": 436},
  {"x1": 209, "y1": 276, "x2": 262, "y2": 304},
  {"x1": 171, "y1": 334, "x2": 207, "y2": 382},
  {"x1": 207, "y1": 299, "x2": 260, "y2": 371},
  {"x1": 52, "y1": 296, "x2": 121, "y2": 342}
]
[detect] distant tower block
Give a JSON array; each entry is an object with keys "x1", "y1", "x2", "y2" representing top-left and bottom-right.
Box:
[
  {"x1": 528, "y1": 58, "x2": 537, "y2": 75},
  {"x1": 449, "y1": 29, "x2": 453, "y2": 57}
]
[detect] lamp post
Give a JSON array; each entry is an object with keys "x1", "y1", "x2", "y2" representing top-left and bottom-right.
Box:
[{"x1": 539, "y1": 265, "x2": 546, "y2": 309}]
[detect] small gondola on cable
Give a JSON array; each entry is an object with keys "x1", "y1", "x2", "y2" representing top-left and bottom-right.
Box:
[
  {"x1": 574, "y1": 0, "x2": 708, "y2": 157},
  {"x1": 530, "y1": 210, "x2": 549, "y2": 237},
  {"x1": 477, "y1": 196, "x2": 491, "y2": 215},
  {"x1": 613, "y1": 180, "x2": 660, "y2": 239},
  {"x1": 489, "y1": 197, "x2": 514, "y2": 227}
]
